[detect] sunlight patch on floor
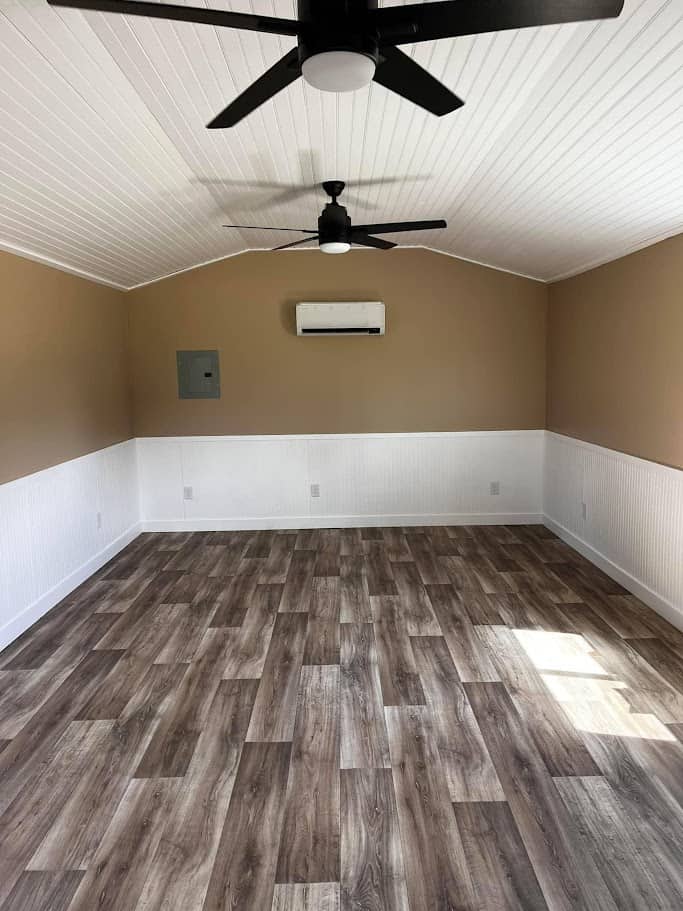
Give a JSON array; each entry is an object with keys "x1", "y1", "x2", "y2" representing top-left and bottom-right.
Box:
[
  {"x1": 512, "y1": 629, "x2": 608, "y2": 676},
  {"x1": 512, "y1": 628, "x2": 676, "y2": 742}
]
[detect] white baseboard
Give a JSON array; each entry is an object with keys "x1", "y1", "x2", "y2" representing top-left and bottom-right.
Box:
[
  {"x1": 544, "y1": 515, "x2": 683, "y2": 633},
  {"x1": 142, "y1": 512, "x2": 544, "y2": 533},
  {"x1": 0, "y1": 521, "x2": 141, "y2": 653}
]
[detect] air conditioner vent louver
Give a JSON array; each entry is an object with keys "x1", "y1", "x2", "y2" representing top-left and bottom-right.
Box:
[{"x1": 296, "y1": 302, "x2": 385, "y2": 336}]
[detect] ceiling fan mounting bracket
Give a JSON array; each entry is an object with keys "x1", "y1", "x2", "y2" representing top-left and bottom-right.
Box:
[{"x1": 322, "y1": 180, "x2": 346, "y2": 203}]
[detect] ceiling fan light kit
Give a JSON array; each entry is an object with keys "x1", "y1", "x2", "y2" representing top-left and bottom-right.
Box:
[
  {"x1": 320, "y1": 241, "x2": 352, "y2": 254},
  {"x1": 301, "y1": 50, "x2": 375, "y2": 93}
]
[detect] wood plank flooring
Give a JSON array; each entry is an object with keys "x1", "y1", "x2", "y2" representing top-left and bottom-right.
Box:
[{"x1": 1, "y1": 525, "x2": 682, "y2": 910}]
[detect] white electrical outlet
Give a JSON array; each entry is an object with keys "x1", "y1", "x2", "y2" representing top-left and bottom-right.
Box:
[
  {"x1": 183, "y1": 486, "x2": 193, "y2": 501},
  {"x1": 581, "y1": 501, "x2": 587, "y2": 520},
  {"x1": 310, "y1": 483, "x2": 320, "y2": 498},
  {"x1": 490, "y1": 481, "x2": 500, "y2": 496},
  {"x1": 96, "y1": 511, "x2": 102, "y2": 530}
]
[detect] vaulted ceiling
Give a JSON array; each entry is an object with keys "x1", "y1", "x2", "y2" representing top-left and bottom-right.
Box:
[{"x1": 0, "y1": 0, "x2": 681, "y2": 289}]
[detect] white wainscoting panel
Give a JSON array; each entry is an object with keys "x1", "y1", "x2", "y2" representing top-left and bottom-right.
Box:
[
  {"x1": 0, "y1": 439, "x2": 140, "y2": 651},
  {"x1": 137, "y1": 431, "x2": 545, "y2": 531},
  {"x1": 3, "y1": 431, "x2": 681, "y2": 652},
  {"x1": 544, "y1": 432, "x2": 683, "y2": 630}
]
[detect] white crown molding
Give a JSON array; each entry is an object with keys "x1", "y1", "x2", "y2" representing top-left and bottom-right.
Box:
[
  {"x1": 0, "y1": 239, "x2": 128, "y2": 291},
  {"x1": 138, "y1": 429, "x2": 545, "y2": 444},
  {"x1": 125, "y1": 243, "x2": 546, "y2": 292},
  {"x1": 4, "y1": 231, "x2": 680, "y2": 293},
  {"x1": 547, "y1": 226, "x2": 683, "y2": 283}
]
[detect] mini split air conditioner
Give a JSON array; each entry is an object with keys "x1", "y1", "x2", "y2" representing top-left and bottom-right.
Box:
[{"x1": 296, "y1": 302, "x2": 385, "y2": 336}]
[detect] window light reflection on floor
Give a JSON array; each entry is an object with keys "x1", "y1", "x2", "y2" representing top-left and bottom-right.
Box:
[{"x1": 512, "y1": 628, "x2": 676, "y2": 743}]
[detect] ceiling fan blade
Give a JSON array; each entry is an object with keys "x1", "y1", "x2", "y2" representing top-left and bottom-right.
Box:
[
  {"x1": 223, "y1": 225, "x2": 317, "y2": 233},
  {"x1": 353, "y1": 219, "x2": 447, "y2": 235},
  {"x1": 208, "y1": 49, "x2": 302, "y2": 128},
  {"x1": 374, "y1": 0, "x2": 624, "y2": 45},
  {"x1": 374, "y1": 46, "x2": 463, "y2": 117},
  {"x1": 272, "y1": 236, "x2": 319, "y2": 252},
  {"x1": 47, "y1": 0, "x2": 300, "y2": 36},
  {"x1": 351, "y1": 232, "x2": 396, "y2": 251}
]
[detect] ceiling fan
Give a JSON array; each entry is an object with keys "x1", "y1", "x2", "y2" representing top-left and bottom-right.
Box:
[
  {"x1": 48, "y1": 0, "x2": 624, "y2": 128},
  {"x1": 223, "y1": 179, "x2": 446, "y2": 254}
]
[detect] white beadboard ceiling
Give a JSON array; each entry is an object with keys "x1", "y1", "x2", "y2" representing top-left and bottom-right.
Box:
[{"x1": 0, "y1": 0, "x2": 681, "y2": 289}]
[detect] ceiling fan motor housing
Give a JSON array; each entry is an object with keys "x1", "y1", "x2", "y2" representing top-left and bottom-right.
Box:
[
  {"x1": 318, "y1": 200, "x2": 352, "y2": 246},
  {"x1": 297, "y1": 0, "x2": 379, "y2": 69}
]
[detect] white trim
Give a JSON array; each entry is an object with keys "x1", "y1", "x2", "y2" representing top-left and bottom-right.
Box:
[
  {"x1": 124, "y1": 246, "x2": 270, "y2": 291},
  {"x1": 138, "y1": 429, "x2": 545, "y2": 444},
  {"x1": 124, "y1": 244, "x2": 546, "y2": 292},
  {"x1": 0, "y1": 239, "x2": 127, "y2": 291},
  {"x1": 547, "y1": 226, "x2": 683, "y2": 283},
  {"x1": 545, "y1": 431, "x2": 681, "y2": 479},
  {"x1": 0, "y1": 521, "x2": 141, "y2": 653},
  {"x1": 411, "y1": 246, "x2": 544, "y2": 283},
  {"x1": 143, "y1": 513, "x2": 543, "y2": 533},
  {"x1": 1, "y1": 438, "x2": 135, "y2": 492},
  {"x1": 544, "y1": 516, "x2": 683, "y2": 634},
  {"x1": 3, "y1": 225, "x2": 678, "y2": 294}
]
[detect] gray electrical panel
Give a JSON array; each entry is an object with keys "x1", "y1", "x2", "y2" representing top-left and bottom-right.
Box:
[{"x1": 176, "y1": 350, "x2": 220, "y2": 399}]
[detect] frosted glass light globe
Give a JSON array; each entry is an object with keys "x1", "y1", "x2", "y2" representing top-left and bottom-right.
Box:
[
  {"x1": 302, "y1": 51, "x2": 375, "y2": 93},
  {"x1": 320, "y1": 241, "x2": 351, "y2": 254}
]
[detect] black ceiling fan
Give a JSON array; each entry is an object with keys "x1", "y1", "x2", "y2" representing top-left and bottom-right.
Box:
[
  {"x1": 223, "y1": 179, "x2": 446, "y2": 254},
  {"x1": 48, "y1": 0, "x2": 624, "y2": 128}
]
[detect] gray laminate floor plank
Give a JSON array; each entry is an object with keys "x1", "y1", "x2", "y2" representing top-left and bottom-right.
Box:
[
  {"x1": 384, "y1": 705, "x2": 476, "y2": 911},
  {"x1": 202, "y1": 741, "x2": 292, "y2": 911},
  {"x1": 466, "y1": 681, "x2": 618, "y2": 911},
  {"x1": 453, "y1": 801, "x2": 549, "y2": 911},
  {"x1": 276, "y1": 665, "x2": 341, "y2": 884},
  {"x1": 246, "y1": 612, "x2": 308, "y2": 742},
  {"x1": 340, "y1": 623, "x2": 390, "y2": 769},
  {"x1": 340, "y1": 767, "x2": 410, "y2": 911}
]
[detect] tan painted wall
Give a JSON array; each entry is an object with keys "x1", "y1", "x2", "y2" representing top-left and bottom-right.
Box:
[
  {"x1": 547, "y1": 234, "x2": 683, "y2": 469},
  {"x1": 0, "y1": 252, "x2": 132, "y2": 485},
  {"x1": 127, "y1": 248, "x2": 547, "y2": 437}
]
